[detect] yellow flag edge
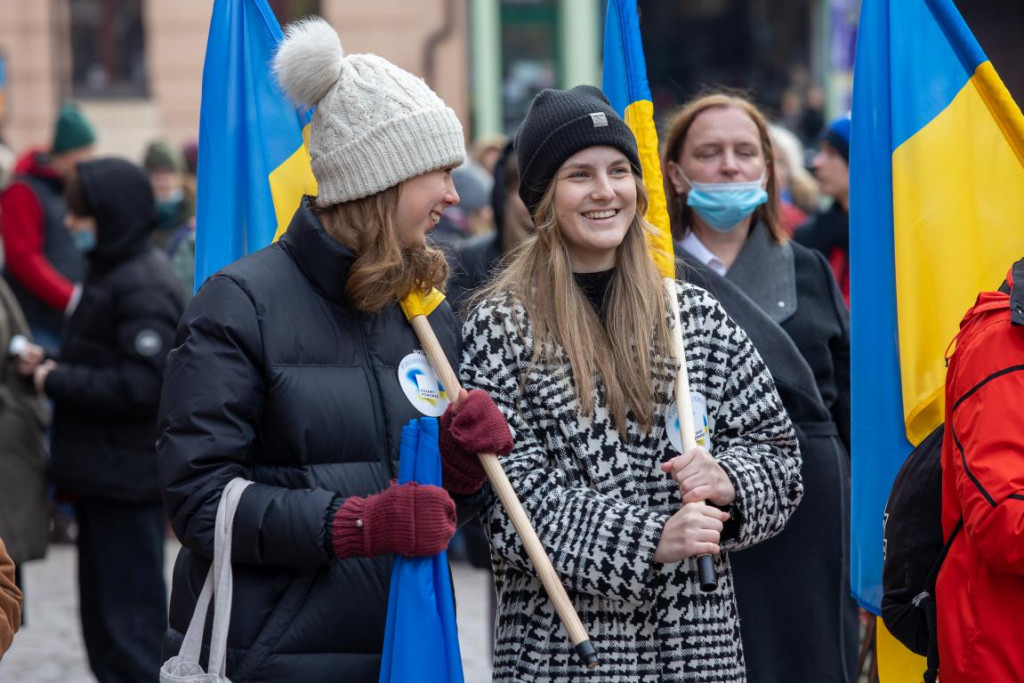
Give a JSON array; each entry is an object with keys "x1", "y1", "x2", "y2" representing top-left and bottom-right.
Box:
[
  {"x1": 269, "y1": 123, "x2": 319, "y2": 243},
  {"x1": 623, "y1": 100, "x2": 675, "y2": 280}
]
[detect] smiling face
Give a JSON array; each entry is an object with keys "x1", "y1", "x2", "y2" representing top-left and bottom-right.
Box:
[
  {"x1": 395, "y1": 166, "x2": 460, "y2": 248},
  {"x1": 552, "y1": 146, "x2": 637, "y2": 273}
]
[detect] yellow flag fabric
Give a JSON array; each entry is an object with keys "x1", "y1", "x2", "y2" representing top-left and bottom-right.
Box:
[
  {"x1": 271, "y1": 124, "x2": 318, "y2": 242},
  {"x1": 891, "y1": 61, "x2": 1024, "y2": 444},
  {"x1": 876, "y1": 617, "x2": 926, "y2": 681},
  {"x1": 601, "y1": 0, "x2": 675, "y2": 279}
]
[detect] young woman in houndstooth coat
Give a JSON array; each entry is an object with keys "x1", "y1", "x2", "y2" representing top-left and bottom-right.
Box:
[{"x1": 460, "y1": 85, "x2": 803, "y2": 682}]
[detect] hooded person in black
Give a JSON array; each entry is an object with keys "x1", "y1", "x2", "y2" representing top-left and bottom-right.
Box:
[{"x1": 29, "y1": 157, "x2": 186, "y2": 682}]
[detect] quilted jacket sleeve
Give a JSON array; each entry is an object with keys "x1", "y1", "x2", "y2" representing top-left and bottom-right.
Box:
[
  {"x1": 682, "y1": 284, "x2": 804, "y2": 552},
  {"x1": 45, "y1": 278, "x2": 180, "y2": 417},
  {"x1": 460, "y1": 299, "x2": 670, "y2": 602},
  {"x1": 157, "y1": 275, "x2": 336, "y2": 569}
]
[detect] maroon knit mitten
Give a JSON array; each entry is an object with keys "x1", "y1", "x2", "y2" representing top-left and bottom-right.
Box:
[
  {"x1": 331, "y1": 482, "x2": 456, "y2": 559},
  {"x1": 439, "y1": 389, "x2": 514, "y2": 495}
]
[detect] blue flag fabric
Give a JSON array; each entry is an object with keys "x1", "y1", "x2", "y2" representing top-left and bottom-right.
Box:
[
  {"x1": 850, "y1": 0, "x2": 1024, "y2": 617},
  {"x1": 601, "y1": 0, "x2": 674, "y2": 278},
  {"x1": 194, "y1": 0, "x2": 314, "y2": 291},
  {"x1": 379, "y1": 418, "x2": 464, "y2": 683}
]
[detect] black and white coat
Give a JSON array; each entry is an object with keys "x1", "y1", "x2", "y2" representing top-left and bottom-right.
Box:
[{"x1": 461, "y1": 281, "x2": 803, "y2": 682}]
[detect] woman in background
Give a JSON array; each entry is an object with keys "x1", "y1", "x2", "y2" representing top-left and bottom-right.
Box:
[{"x1": 663, "y1": 92, "x2": 856, "y2": 683}]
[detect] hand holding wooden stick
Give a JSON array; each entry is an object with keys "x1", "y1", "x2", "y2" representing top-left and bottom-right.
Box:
[
  {"x1": 406, "y1": 313, "x2": 599, "y2": 668},
  {"x1": 664, "y1": 279, "x2": 718, "y2": 592}
]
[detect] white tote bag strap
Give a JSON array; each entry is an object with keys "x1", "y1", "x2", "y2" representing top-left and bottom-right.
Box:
[{"x1": 173, "y1": 478, "x2": 253, "y2": 675}]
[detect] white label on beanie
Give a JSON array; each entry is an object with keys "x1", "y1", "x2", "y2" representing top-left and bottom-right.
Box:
[
  {"x1": 589, "y1": 112, "x2": 609, "y2": 128},
  {"x1": 398, "y1": 350, "x2": 451, "y2": 417}
]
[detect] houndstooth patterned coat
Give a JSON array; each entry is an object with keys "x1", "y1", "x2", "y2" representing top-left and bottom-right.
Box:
[{"x1": 460, "y1": 281, "x2": 803, "y2": 682}]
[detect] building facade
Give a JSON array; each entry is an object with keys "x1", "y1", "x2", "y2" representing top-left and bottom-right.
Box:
[
  {"x1": 0, "y1": 1, "x2": 1018, "y2": 164},
  {"x1": 0, "y1": 0, "x2": 471, "y2": 161}
]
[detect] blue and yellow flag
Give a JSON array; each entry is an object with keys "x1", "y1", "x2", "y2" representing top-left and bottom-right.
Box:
[
  {"x1": 601, "y1": 0, "x2": 673, "y2": 279},
  {"x1": 850, "y1": 0, "x2": 1024, "y2": 674},
  {"x1": 194, "y1": 0, "x2": 317, "y2": 290}
]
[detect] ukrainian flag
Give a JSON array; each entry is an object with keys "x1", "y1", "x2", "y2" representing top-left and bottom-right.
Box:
[
  {"x1": 194, "y1": 0, "x2": 317, "y2": 290},
  {"x1": 850, "y1": 0, "x2": 1024, "y2": 677},
  {"x1": 195, "y1": 0, "x2": 445, "y2": 317},
  {"x1": 601, "y1": 0, "x2": 673, "y2": 279}
]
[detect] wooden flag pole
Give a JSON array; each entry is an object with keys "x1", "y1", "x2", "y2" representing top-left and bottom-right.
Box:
[
  {"x1": 407, "y1": 314, "x2": 598, "y2": 668},
  {"x1": 664, "y1": 279, "x2": 718, "y2": 592}
]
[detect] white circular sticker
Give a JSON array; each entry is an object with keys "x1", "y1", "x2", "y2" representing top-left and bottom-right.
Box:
[
  {"x1": 665, "y1": 392, "x2": 711, "y2": 453},
  {"x1": 397, "y1": 350, "x2": 451, "y2": 417}
]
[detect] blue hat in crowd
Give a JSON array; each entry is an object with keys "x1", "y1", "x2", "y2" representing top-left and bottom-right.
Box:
[{"x1": 821, "y1": 114, "x2": 851, "y2": 164}]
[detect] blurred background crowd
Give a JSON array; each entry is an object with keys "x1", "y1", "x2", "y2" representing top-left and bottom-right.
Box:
[{"x1": 1, "y1": 0, "x2": 1023, "y2": 679}]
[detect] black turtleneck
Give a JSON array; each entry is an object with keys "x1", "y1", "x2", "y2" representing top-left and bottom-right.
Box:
[{"x1": 573, "y1": 268, "x2": 615, "y2": 318}]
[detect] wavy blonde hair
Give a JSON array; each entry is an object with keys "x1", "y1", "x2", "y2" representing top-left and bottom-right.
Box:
[
  {"x1": 474, "y1": 174, "x2": 670, "y2": 433},
  {"x1": 316, "y1": 186, "x2": 449, "y2": 313}
]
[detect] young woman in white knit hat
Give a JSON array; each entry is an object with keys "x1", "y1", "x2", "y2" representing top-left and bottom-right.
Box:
[
  {"x1": 155, "y1": 18, "x2": 512, "y2": 682},
  {"x1": 460, "y1": 85, "x2": 803, "y2": 681}
]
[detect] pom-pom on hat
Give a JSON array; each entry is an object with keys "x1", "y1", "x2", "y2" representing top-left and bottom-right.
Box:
[
  {"x1": 273, "y1": 17, "x2": 466, "y2": 207},
  {"x1": 514, "y1": 85, "x2": 641, "y2": 218}
]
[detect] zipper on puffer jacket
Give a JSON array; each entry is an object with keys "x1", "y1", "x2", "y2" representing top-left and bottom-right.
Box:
[{"x1": 357, "y1": 314, "x2": 395, "y2": 480}]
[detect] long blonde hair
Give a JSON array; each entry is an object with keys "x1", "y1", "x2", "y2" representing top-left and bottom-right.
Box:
[
  {"x1": 474, "y1": 174, "x2": 670, "y2": 434},
  {"x1": 316, "y1": 186, "x2": 449, "y2": 313}
]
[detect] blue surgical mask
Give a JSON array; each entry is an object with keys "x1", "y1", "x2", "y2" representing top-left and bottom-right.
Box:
[
  {"x1": 72, "y1": 229, "x2": 97, "y2": 253},
  {"x1": 156, "y1": 188, "x2": 186, "y2": 229},
  {"x1": 683, "y1": 172, "x2": 768, "y2": 233}
]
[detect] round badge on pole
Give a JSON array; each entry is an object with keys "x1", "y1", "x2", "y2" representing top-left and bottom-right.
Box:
[
  {"x1": 397, "y1": 350, "x2": 450, "y2": 417},
  {"x1": 665, "y1": 392, "x2": 711, "y2": 453}
]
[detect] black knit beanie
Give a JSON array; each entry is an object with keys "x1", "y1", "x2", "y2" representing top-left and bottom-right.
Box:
[{"x1": 515, "y1": 85, "x2": 641, "y2": 217}]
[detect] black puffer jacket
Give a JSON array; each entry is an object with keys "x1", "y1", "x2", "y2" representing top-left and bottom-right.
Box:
[
  {"x1": 46, "y1": 158, "x2": 185, "y2": 501},
  {"x1": 157, "y1": 199, "x2": 467, "y2": 681}
]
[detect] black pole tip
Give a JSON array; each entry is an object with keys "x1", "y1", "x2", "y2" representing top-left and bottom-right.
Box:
[
  {"x1": 698, "y1": 554, "x2": 718, "y2": 592},
  {"x1": 575, "y1": 640, "x2": 598, "y2": 668}
]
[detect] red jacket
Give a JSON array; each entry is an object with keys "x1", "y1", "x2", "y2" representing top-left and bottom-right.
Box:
[
  {"x1": 936, "y1": 261, "x2": 1024, "y2": 683},
  {"x1": 0, "y1": 150, "x2": 75, "y2": 311}
]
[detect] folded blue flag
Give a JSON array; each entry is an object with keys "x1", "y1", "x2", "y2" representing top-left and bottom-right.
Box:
[{"x1": 379, "y1": 418, "x2": 464, "y2": 683}]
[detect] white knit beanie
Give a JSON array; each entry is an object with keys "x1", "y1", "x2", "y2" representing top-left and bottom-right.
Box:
[{"x1": 273, "y1": 17, "x2": 466, "y2": 206}]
